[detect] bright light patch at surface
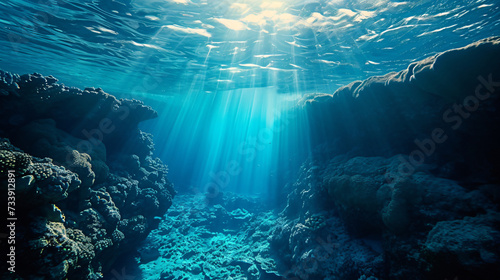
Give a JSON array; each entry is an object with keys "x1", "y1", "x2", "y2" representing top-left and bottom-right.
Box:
[
  {"x1": 213, "y1": 18, "x2": 249, "y2": 31},
  {"x1": 260, "y1": 1, "x2": 284, "y2": 9},
  {"x1": 170, "y1": 0, "x2": 191, "y2": 4},
  {"x1": 129, "y1": 41, "x2": 166, "y2": 50},
  {"x1": 145, "y1": 15, "x2": 161, "y2": 21},
  {"x1": 96, "y1": 26, "x2": 118, "y2": 35},
  {"x1": 338, "y1": 8, "x2": 357, "y2": 17}
]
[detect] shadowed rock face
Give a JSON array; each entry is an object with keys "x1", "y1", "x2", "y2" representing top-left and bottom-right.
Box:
[
  {"x1": 271, "y1": 37, "x2": 500, "y2": 280},
  {"x1": 0, "y1": 72, "x2": 175, "y2": 280},
  {"x1": 302, "y1": 36, "x2": 500, "y2": 183},
  {"x1": 0, "y1": 72, "x2": 158, "y2": 156}
]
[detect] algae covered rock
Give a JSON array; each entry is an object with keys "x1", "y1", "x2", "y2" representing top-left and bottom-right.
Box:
[
  {"x1": 0, "y1": 138, "x2": 82, "y2": 205},
  {"x1": 24, "y1": 218, "x2": 98, "y2": 280},
  {"x1": 0, "y1": 149, "x2": 32, "y2": 176},
  {"x1": 302, "y1": 37, "x2": 500, "y2": 182}
]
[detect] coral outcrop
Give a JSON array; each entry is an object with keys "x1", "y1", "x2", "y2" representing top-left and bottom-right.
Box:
[{"x1": 0, "y1": 71, "x2": 175, "y2": 280}]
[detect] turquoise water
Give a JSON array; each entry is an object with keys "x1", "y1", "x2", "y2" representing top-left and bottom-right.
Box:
[
  {"x1": 1, "y1": 0, "x2": 499, "y2": 94},
  {"x1": 1, "y1": 2, "x2": 500, "y2": 279},
  {"x1": 2, "y1": 0, "x2": 497, "y2": 200}
]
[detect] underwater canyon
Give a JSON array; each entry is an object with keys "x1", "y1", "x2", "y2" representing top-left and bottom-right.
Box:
[{"x1": 0, "y1": 0, "x2": 500, "y2": 279}]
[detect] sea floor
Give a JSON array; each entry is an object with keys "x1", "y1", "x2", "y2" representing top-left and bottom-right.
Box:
[{"x1": 138, "y1": 193, "x2": 282, "y2": 280}]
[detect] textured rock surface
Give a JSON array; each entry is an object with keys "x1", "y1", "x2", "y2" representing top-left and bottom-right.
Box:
[
  {"x1": 272, "y1": 155, "x2": 500, "y2": 279},
  {"x1": 0, "y1": 72, "x2": 175, "y2": 280}
]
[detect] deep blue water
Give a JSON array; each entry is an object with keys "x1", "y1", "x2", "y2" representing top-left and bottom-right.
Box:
[{"x1": 1, "y1": 0, "x2": 500, "y2": 202}]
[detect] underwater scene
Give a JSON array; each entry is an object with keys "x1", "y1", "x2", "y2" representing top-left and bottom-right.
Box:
[{"x1": 1, "y1": 0, "x2": 500, "y2": 279}]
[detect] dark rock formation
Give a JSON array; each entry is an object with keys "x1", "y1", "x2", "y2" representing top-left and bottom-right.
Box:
[
  {"x1": 302, "y1": 37, "x2": 500, "y2": 183},
  {"x1": 272, "y1": 37, "x2": 500, "y2": 279},
  {"x1": 0, "y1": 71, "x2": 175, "y2": 280}
]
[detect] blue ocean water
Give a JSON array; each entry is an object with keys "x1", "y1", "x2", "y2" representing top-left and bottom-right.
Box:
[{"x1": 1, "y1": 0, "x2": 500, "y2": 279}]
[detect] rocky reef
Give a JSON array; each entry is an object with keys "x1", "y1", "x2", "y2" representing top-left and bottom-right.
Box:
[
  {"x1": 271, "y1": 37, "x2": 500, "y2": 279},
  {"x1": 0, "y1": 71, "x2": 175, "y2": 279}
]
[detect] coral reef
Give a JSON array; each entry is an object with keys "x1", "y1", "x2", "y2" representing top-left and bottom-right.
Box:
[{"x1": 0, "y1": 71, "x2": 175, "y2": 280}]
